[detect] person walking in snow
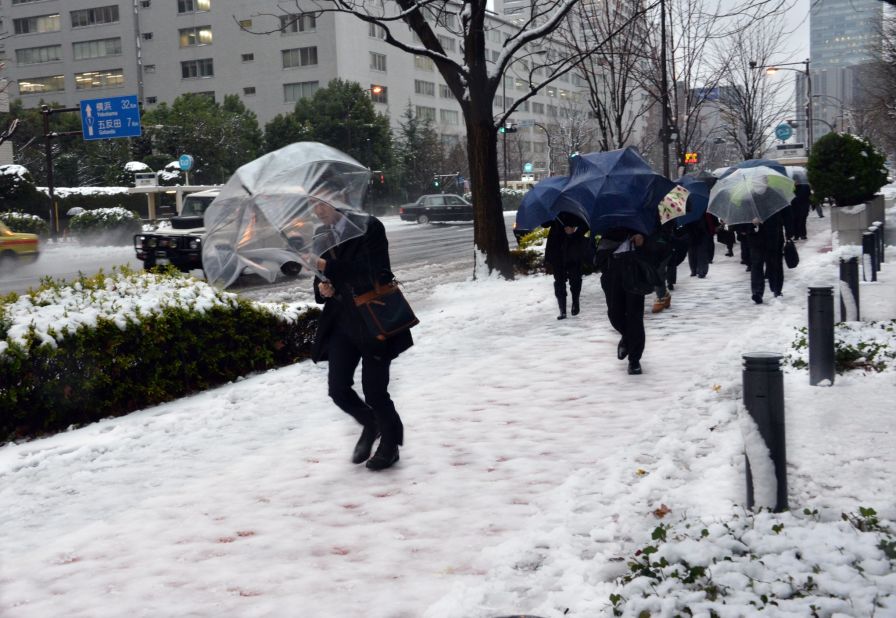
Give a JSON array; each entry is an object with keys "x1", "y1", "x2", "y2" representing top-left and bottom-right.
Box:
[
  {"x1": 744, "y1": 206, "x2": 795, "y2": 304},
  {"x1": 309, "y1": 190, "x2": 411, "y2": 471},
  {"x1": 595, "y1": 227, "x2": 652, "y2": 375},
  {"x1": 544, "y1": 212, "x2": 592, "y2": 320}
]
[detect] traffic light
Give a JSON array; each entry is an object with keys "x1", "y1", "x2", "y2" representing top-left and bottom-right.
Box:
[
  {"x1": 379, "y1": 173, "x2": 385, "y2": 184},
  {"x1": 683, "y1": 152, "x2": 699, "y2": 165},
  {"x1": 498, "y1": 122, "x2": 518, "y2": 134},
  {"x1": 432, "y1": 176, "x2": 440, "y2": 189}
]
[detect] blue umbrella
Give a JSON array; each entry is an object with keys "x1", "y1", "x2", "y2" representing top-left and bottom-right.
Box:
[
  {"x1": 515, "y1": 176, "x2": 589, "y2": 230},
  {"x1": 559, "y1": 147, "x2": 676, "y2": 235},
  {"x1": 721, "y1": 158, "x2": 787, "y2": 178},
  {"x1": 673, "y1": 174, "x2": 710, "y2": 226}
]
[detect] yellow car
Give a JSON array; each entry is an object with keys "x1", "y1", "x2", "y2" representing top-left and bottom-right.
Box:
[{"x1": 0, "y1": 221, "x2": 40, "y2": 270}]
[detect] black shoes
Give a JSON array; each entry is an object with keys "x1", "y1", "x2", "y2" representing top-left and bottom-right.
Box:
[
  {"x1": 351, "y1": 424, "x2": 379, "y2": 464},
  {"x1": 752, "y1": 294, "x2": 763, "y2": 304},
  {"x1": 571, "y1": 301, "x2": 580, "y2": 316},
  {"x1": 557, "y1": 312, "x2": 567, "y2": 320},
  {"x1": 366, "y1": 444, "x2": 399, "y2": 471},
  {"x1": 628, "y1": 361, "x2": 642, "y2": 375},
  {"x1": 617, "y1": 338, "x2": 628, "y2": 360}
]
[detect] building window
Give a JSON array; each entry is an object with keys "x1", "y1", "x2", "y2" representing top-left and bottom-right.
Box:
[
  {"x1": 415, "y1": 105, "x2": 436, "y2": 122},
  {"x1": 546, "y1": 86, "x2": 557, "y2": 98},
  {"x1": 12, "y1": 0, "x2": 48, "y2": 4},
  {"x1": 368, "y1": 23, "x2": 387, "y2": 39},
  {"x1": 284, "y1": 80, "x2": 319, "y2": 102},
  {"x1": 181, "y1": 58, "x2": 214, "y2": 79},
  {"x1": 241, "y1": 53, "x2": 254, "y2": 62},
  {"x1": 437, "y1": 35, "x2": 455, "y2": 52},
  {"x1": 142, "y1": 32, "x2": 153, "y2": 40},
  {"x1": 547, "y1": 105, "x2": 558, "y2": 117},
  {"x1": 15, "y1": 45, "x2": 62, "y2": 66},
  {"x1": 370, "y1": 52, "x2": 386, "y2": 72},
  {"x1": 243, "y1": 86, "x2": 256, "y2": 96},
  {"x1": 73, "y1": 38, "x2": 122, "y2": 60},
  {"x1": 491, "y1": 50, "x2": 500, "y2": 63},
  {"x1": 414, "y1": 80, "x2": 435, "y2": 96},
  {"x1": 75, "y1": 68, "x2": 124, "y2": 90},
  {"x1": 280, "y1": 13, "x2": 316, "y2": 33},
  {"x1": 440, "y1": 109, "x2": 459, "y2": 125},
  {"x1": 71, "y1": 5, "x2": 120, "y2": 28},
  {"x1": 179, "y1": 26, "x2": 213, "y2": 47},
  {"x1": 414, "y1": 55, "x2": 435, "y2": 71},
  {"x1": 146, "y1": 96, "x2": 158, "y2": 104},
  {"x1": 520, "y1": 101, "x2": 529, "y2": 112},
  {"x1": 532, "y1": 102, "x2": 544, "y2": 114},
  {"x1": 438, "y1": 14, "x2": 456, "y2": 29},
  {"x1": 177, "y1": 0, "x2": 210, "y2": 13},
  {"x1": 13, "y1": 14, "x2": 60, "y2": 35},
  {"x1": 144, "y1": 64, "x2": 156, "y2": 73},
  {"x1": 282, "y1": 46, "x2": 318, "y2": 68},
  {"x1": 141, "y1": 0, "x2": 152, "y2": 7},
  {"x1": 370, "y1": 85, "x2": 388, "y2": 104},
  {"x1": 18, "y1": 75, "x2": 65, "y2": 94},
  {"x1": 439, "y1": 84, "x2": 452, "y2": 99}
]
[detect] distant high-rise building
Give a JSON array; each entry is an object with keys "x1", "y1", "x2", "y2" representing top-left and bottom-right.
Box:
[{"x1": 800, "y1": 0, "x2": 884, "y2": 144}]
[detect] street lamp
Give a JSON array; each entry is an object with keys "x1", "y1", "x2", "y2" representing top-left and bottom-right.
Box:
[
  {"x1": 750, "y1": 59, "x2": 812, "y2": 154},
  {"x1": 811, "y1": 94, "x2": 847, "y2": 134}
]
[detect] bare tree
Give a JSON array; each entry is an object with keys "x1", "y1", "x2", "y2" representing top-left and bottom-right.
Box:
[
  {"x1": 566, "y1": 0, "x2": 654, "y2": 151},
  {"x1": 533, "y1": 96, "x2": 596, "y2": 175},
  {"x1": 246, "y1": 0, "x2": 598, "y2": 278},
  {"x1": 851, "y1": 13, "x2": 896, "y2": 158}
]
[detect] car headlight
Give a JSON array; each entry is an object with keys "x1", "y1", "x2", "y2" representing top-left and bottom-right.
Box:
[
  {"x1": 135, "y1": 235, "x2": 146, "y2": 248},
  {"x1": 188, "y1": 238, "x2": 201, "y2": 250},
  {"x1": 166, "y1": 237, "x2": 179, "y2": 249},
  {"x1": 147, "y1": 237, "x2": 157, "y2": 248}
]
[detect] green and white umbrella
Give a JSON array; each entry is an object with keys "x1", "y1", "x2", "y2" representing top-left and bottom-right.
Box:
[{"x1": 707, "y1": 166, "x2": 795, "y2": 225}]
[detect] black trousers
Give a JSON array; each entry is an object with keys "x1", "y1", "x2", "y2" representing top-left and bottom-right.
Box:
[
  {"x1": 552, "y1": 260, "x2": 582, "y2": 302},
  {"x1": 747, "y1": 237, "x2": 784, "y2": 298},
  {"x1": 327, "y1": 328, "x2": 404, "y2": 446},
  {"x1": 688, "y1": 233, "x2": 712, "y2": 277},
  {"x1": 601, "y1": 266, "x2": 645, "y2": 362}
]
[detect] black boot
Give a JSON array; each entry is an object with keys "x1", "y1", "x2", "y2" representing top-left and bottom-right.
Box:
[
  {"x1": 617, "y1": 338, "x2": 628, "y2": 360},
  {"x1": 351, "y1": 424, "x2": 379, "y2": 464},
  {"x1": 628, "y1": 360, "x2": 642, "y2": 375},
  {"x1": 366, "y1": 442, "x2": 399, "y2": 471},
  {"x1": 571, "y1": 295, "x2": 580, "y2": 316},
  {"x1": 556, "y1": 297, "x2": 567, "y2": 320}
]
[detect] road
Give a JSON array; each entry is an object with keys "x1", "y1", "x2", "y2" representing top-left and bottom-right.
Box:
[{"x1": 0, "y1": 214, "x2": 521, "y2": 300}]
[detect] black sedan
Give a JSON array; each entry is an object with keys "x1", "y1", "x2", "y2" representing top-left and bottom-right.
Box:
[{"x1": 399, "y1": 194, "x2": 474, "y2": 224}]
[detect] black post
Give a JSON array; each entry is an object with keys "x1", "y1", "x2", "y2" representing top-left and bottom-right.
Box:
[
  {"x1": 862, "y1": 231, "x2": 877, "y2": 282},
  {"x1": 875, "y1": 222, "x2": 885, "y2": 264},
  {"x1": 869, "y1": 226, "x2": 881, "y2": 273},
  {"x1": 839, "y1": 257, "x2": 860, "y2": 321},
  {"x1": 808, "y1": 286, "x2": 835, "y2": 386},
  {"x1": 742, "y1": 353, "x2": 787, "y2": 512}
]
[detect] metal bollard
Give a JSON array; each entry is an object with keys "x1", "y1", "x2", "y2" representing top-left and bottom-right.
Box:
[
  {"x1": 862, "y1": 232, "x2": 877, "y2": 282},
  {"x1": 869, "y1": 225, "x2": 881, "y2": 273},
  {"x1": 839, "y1": 257, "x2": 860, "y2": 321},
  {"x1": 808, "y1": 286, "x2": 835, "y2": 386},
  {"x1": 742, "y1": 353, "x2": 787, "y2": 512},
  {"x1": 872, "y1": 221, "x2": 885, "y2": 264}
]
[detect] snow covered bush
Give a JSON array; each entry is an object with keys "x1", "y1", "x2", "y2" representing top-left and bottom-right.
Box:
[
  {"x1": 0, "y1": 268, "x2": 319, "y2": 442},
  {"x1": 116, "y1": 161, "x2": 153, "y2": 187},
  {"x1": 0, "y1": 165, "x2": 48, "y2": 218},
  {"x1": 68, "y1": 207, "x2": 143, "y2": 245},
  {"x1": 0, "y1": 211, "x2": 49, "y2": 237},
  {"x1": 786, "y1": 320, "x2": 896, "y2": 373},
  {"x1": 807, "y1": 133, "x2": 889, "y2": 207}
]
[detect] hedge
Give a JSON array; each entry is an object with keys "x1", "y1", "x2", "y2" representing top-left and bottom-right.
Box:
[
  {"x1": 0, "y1": 211, "x2": 49, "y2": 237},
  {"x1": 0, "y1": 269, "x2": 319, "y2": 443}
]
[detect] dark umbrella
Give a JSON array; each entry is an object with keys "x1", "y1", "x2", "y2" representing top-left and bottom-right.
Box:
[
  {"x1": 560, "y1": 146, "x2": 676, "y2": 235},
  {"x1": 673, "y1": 174, "x2": 711, "y2": 226},
  {"x1": 515, "y1": 176, "x2": 589, "y2": 231},
  {"x1": 721, "y1": 158, "x2": 787, "y2": 178}
]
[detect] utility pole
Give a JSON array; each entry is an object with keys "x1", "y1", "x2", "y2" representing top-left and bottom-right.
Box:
[
  {"x1": 41, "y1": 105, "x2": 82, "y2": 242},
  {"x1": 660, "y1": 0, "x2": 671, "y2": 177}
]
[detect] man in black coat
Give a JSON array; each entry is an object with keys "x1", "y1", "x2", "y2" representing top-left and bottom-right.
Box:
[
  {"x1": 544, "y1": 212, "x2": 591, "y2": 319},
  {"x1": 310, "y1": 199, "x2": 412, "y2": 471},
  {"x1": 745, "y1": 206, "x2": 795, "y2": 304}
]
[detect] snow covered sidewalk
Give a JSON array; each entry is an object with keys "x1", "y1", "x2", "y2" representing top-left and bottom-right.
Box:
[{"x1": 1, "y1": 213, "x2": 894, "y2": 617}]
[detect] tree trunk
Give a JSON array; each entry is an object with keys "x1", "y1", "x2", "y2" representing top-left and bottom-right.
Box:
[{"x1": 465, "y1": 104, "x2": 513, "y2": 279}]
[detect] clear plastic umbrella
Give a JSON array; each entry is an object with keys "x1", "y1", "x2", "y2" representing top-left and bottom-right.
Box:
[
  {"x1": 202, "y1": 142, "x2": 371, "y2": 288},
  {"x1": 707, "y1": 166, "x2": 795, "y2": 225}
]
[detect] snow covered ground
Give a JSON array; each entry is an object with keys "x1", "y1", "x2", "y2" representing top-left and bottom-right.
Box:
[{"x1": 1, "y1": 210, "x2": 894, "y2": 617}]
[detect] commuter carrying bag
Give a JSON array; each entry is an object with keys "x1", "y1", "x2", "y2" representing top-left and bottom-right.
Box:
[
  {"x1": 616, "y1": 249, "x2": 663, "y2": 296},
  {"x1": 353, "y1": 280, "x2": 419, "y2": 341},
  {"x1": 784, "y1": 239, "x2": 800, "y2": 269}
]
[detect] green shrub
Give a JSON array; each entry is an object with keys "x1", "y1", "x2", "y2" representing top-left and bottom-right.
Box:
[
  {"x1": 807, "y1": 133, "x2": 889, "y2": 207},
  {"x1": 0, "y1": 269, "x2": 319, "y2": 443},
  {"x1": 785, "y1": 320, "x2": 896, "y2": 373},
  {"x1": 68, "y1": 207, "x2": 143, "y2": 245},
  {"x1": 0, "y1": 211, "x2": 49, "y2": 237}
]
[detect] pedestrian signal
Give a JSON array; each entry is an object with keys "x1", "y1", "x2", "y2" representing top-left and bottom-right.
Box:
[{"x1": 683, "y1": 152, "x2": 699, "y2": 164}]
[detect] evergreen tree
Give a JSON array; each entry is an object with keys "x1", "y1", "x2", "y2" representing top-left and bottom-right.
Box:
[{"x1": 394, "y1": 103, "x2": 443, "y2": 198}]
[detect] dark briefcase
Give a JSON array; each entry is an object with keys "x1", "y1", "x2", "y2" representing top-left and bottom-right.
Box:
[{"x1": 353, "y1": 281, "x2": 419, "y2": 341}]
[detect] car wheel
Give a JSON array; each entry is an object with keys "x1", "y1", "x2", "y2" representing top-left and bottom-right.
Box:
[
  {"x1": 280, "y1": 261, "x2": 303, "y2": 278},
  {"x1": 0, "y1": 251, "x2": 19, "y2": 271},
  {"x1": 417, "y1": 214, "x2": 430, "y2": 224}
]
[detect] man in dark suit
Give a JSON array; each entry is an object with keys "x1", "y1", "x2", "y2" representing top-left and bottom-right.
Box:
[{"x1": 310, "y1": 197, "x2": 412, "y2": 471}]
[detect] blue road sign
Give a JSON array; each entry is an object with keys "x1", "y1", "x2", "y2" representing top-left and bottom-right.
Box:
[
  {"x1": 523, "y1": 162, "x2": 534, "y2": 173},
  {"x1": 179, "y1": 154, "x2": 194, "y2": 172},
  {"x1": 79, "y1": 95, "x2": 142, "y2": 141},
  {"x1": 775, "y1": 123, "x2": 793, "y2": 141}
]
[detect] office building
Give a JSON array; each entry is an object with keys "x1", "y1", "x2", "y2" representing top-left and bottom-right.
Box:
[{"x1": 0, "y1": 0, "x2": 593, "y2": 180}]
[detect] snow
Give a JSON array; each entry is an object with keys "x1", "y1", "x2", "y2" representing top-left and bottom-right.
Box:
[
  {"x1": 1, "y1": 212, "x2": 895, "y2": 617},
  {"x1": 36, "y1": 186, "x2": 130, "y2": 197},
  {"x1": 124, "y1": 161, "x2": 151, "y2": 172}
]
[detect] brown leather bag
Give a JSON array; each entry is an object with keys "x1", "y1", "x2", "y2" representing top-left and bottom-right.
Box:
[{"x1": 353, "y1": 281, "x2": 419, "y2": 341}]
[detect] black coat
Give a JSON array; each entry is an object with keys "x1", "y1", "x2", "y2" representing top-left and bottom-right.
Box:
[
  {"x1": 544, "y1": 216, "x2": 592, "y2": 267},
  {"x1": 310, "y1": 215, "x2": 413, "y2": 363}
]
